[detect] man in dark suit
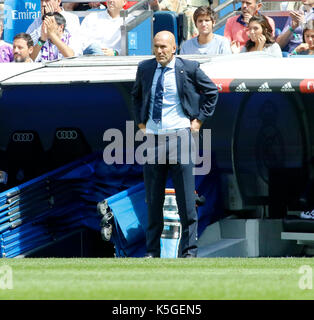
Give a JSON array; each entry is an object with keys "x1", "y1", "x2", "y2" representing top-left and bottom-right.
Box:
[{"x1": 132, "y1": 31, "x2": 218, "y2": 258}]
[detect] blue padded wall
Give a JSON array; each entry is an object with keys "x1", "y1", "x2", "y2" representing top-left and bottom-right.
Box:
[{"x1": 127, "y1": 16, "x2": 152, "y2": 55}]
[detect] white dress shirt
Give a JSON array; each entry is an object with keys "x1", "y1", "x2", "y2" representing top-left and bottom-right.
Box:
[
  {"x1": 80, "y1": 9, "x2": 123, "y2": 53},
  {"x1": 146, "y1": 57, "x2": 190, "y2": 134}
]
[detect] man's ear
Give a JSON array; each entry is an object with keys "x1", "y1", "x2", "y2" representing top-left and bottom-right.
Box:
[
  {"x1": 29, "y1": 46, "x2": 34, "y2": 55},
  {"x1": 256, "y1": 2, "x2": 262, "y2": 12}
]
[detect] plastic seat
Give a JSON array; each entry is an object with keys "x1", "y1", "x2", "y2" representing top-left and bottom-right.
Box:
[
  {"x1": 47, "y1": 128, "x2": 92, "y2": 170},
  {"x1": 153, "y1": 11, "x2": 179, "y2": 47},
  {"x1": 5, "y1": 130, "x2": 47, "y2": 187}
]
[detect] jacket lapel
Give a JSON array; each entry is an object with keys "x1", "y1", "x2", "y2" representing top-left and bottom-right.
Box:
[
  {"x1": 146, "y1": 59, "x2": 157, "y2": 93},
  {"x1": 142, "y1": 59, "x2": 157, "y2": 109},
  {"x1": 175, "y1": 58, "x2": 185, "y2": 103}
]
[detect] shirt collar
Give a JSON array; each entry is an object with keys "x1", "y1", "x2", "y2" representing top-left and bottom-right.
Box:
[
  {"x1": 157, "y1": 56, "x2": 176, "y2": 69},
  {"x1": 236, "y1": 12, "x2": 263, "y2": 26},
  {"x1": 236, "y1": 14, "x2": 247, "y2": 26}
]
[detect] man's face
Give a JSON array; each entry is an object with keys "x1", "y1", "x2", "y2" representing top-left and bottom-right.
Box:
[
  {"x1": 41, "y1": 0, "x2": 61, "y2": 15},
  {"x1": 107, "y1": 0, "x2": 126, "y2": 13},
  {"x1": 196, "y1": 14, "x2": 214, "y2": 36},
  {"x1": 13, "y1": 39, "x2": 33, "y2": 62},
  {"x1": 153, "y1": 33, "x2": 176, "y2": 67},
  {"x1": 241, "y1": 0, "x2": 260, "y2": 16},
  {"x1": 56, "y1": 24, "x2": 64, "y2": 38}
]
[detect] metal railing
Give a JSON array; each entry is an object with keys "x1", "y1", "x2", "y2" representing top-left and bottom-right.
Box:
[
  {"x1": 120, "y1": 0, "x2": 150, "y2": 24},
  {"x1": 213, "y1": 0, "x2": 238, "y2": 32},
  {"x1": 120, "y1": 0, "x2": 153, "y2": 55}
]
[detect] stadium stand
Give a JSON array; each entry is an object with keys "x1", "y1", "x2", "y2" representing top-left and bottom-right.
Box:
[{"x1": 1, "y1": 0, "x2": 306, "y2": 56}]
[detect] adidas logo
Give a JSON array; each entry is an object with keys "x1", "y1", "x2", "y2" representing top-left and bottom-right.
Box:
[
  {"x1": 258, "y1": 82, "x2": 272, "y2": 92},
  {"x1": 235, "y1": 82, "x2": 249, "y2": 92},
  {"x1": 281, "y1": 81, "x2": 295, "y2": 92}
]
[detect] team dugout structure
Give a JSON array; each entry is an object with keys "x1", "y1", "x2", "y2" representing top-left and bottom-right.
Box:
[
  {"x1": 0, "y1": 53, "x2": 313, "y2": 257},
  {"x1": 0, "y1": 0, "x2": 314, "y2": 257}
]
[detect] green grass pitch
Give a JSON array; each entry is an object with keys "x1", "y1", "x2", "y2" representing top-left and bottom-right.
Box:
[{"x1": 0, "y1": 258, "x2": 314, "y2": 300}]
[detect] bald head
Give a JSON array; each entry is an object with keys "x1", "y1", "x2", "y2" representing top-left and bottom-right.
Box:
[
  {"x1": 153, "y1": 31, "x2": 176, "y2": 67},
  {"x1": 154, "y1": 31, "x2": 176, "y2": 46}
]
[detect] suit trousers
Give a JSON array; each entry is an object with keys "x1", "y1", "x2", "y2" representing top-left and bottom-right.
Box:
[{"x1": 143, "y1": 128, "x2": 198, "y2": 257}]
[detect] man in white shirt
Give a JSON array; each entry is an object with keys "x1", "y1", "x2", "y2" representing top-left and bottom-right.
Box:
[
  {"x1": 26, "y1": 0, "x2": 81, "y2": 56},
  {"x1": 80, "y1": 0, "x2": 127, "y2": 56}
]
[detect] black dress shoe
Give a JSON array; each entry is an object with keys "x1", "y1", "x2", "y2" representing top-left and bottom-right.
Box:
[{"x1": 182, "y1": 254, "x2": 196, "y2": 258}]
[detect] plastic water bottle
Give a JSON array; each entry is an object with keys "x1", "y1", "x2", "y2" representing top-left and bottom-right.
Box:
[{"x1": 160, "y1": 188, "x2": 182, "y2": 258}]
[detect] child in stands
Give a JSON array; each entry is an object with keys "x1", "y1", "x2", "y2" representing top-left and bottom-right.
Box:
[{"x1": 290, "y1": 20, "x2": 314, "y2": 55}]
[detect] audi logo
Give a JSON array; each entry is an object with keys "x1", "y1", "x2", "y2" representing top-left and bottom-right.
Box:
[
  {"x1": 12, "y1": 133, "x2": 34, "y2": 142},
  {"x1": 56, "y1": 130, "x2": 78, "y2": 140}
]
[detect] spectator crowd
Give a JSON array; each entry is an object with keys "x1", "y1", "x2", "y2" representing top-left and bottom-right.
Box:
[{"x1": 0, "y1": 0, "x2": 313, "y2": 63}]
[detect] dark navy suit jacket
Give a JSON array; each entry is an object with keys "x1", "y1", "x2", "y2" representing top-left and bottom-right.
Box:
[{"x1": 131, "y1": 57, "x2": 218, "y2": 127}]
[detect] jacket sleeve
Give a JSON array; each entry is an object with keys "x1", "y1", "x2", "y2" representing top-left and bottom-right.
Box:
[
  {"x1": 194, "y1": 64, "x2": 219, "y2": 123},
  {"x1": 131, "y1": 64, "x2": 143, "y2": 127}
]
